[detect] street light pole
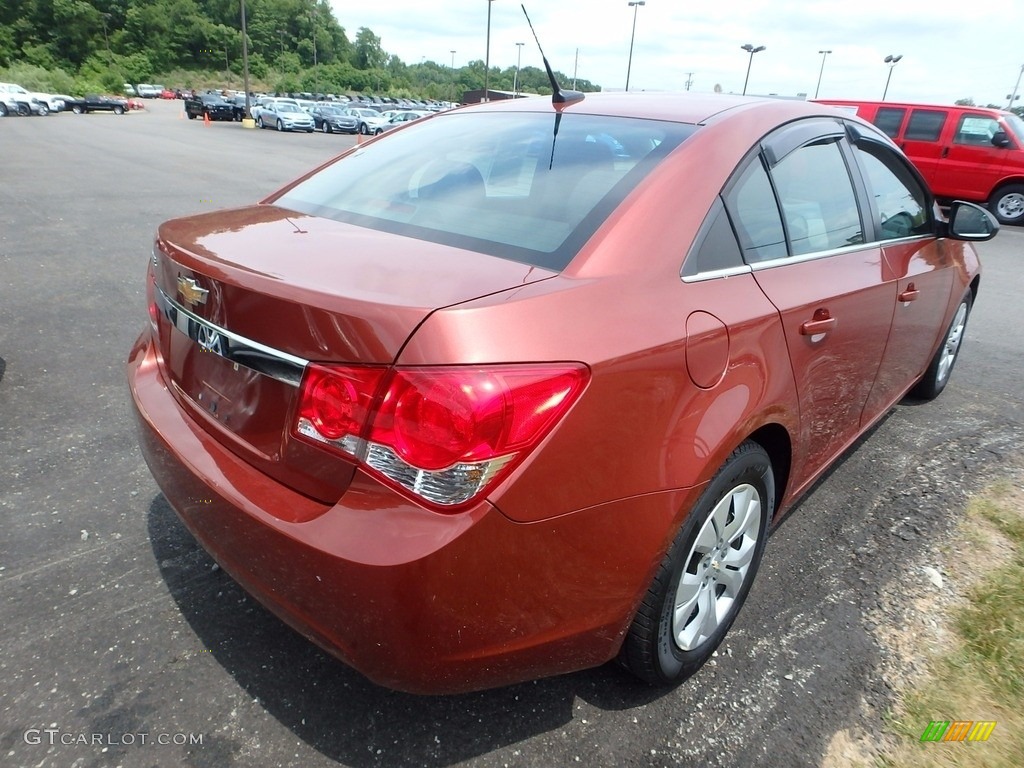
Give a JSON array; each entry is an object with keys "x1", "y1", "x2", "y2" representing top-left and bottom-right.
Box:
[
  {"x1": 1007, "y1": 64, "x2": 1024, "y2": 110},
  {"x1": 513, "y1": 42, "x2": 524, "y2": 97},
  {"x1": 740, "y1": 43, "x2": 765, "y2": 96},
  {"x1": 814, "y1": 49, "x2": 831, "y2": 99},
  {"x1": 450, "y1": 50, "x2": 456, "y2": 103},
  {"x1": 882, "y1": 54, "x2": 902, "y2": 101},
  {"x1": 483, "y1": 0, "x2": 494, "y2": 103},
  {"x1": 625, "y1": 1, "x2": 645, "y2": 92},
  {"x1": 241, "y1": 0, "x2": 251, "y2": 119}
]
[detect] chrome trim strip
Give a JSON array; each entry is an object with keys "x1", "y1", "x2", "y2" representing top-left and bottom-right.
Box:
[
  {"x1": 749, "y1": 235, "x2": 933, "y2": 271},
  {"x1": 154, "y1": 284, "x2": 308, "y2": 387},
  {"x1": 681, "y1": 264, "x2": 753, "y2": 284}
]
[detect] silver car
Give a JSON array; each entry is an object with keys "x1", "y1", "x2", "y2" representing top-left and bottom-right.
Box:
[{"x1": 257, "y1": 101, "x2": 315, "y2": 133}]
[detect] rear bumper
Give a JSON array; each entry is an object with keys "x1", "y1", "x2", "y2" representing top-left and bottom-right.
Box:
[{"x1": 127, "y1": 331, "x2": 687, "y2": 693}]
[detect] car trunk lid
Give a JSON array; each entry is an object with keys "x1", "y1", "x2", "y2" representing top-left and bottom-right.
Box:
[{"x1": 151, "y1": 204, "x2": 556, "y2": 507}]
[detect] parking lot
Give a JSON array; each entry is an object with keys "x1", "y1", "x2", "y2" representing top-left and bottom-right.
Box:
[{"x1": 2, "y1": 99, "x2": 1023, "y2": 768}]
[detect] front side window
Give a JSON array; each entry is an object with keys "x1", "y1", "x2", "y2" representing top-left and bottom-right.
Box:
[
  {"x1": 953, "y1": 114, "x2": 1002, "y2": 146},
  {"x1": 853, "y1": 141, "x2": 931, "y2": 240},
  {"x1": 771, "y1": 139, "x2": 863, "y2": 255},
  {"x1": 275, "y1": 112, "x2": 695, "y2": 270}
]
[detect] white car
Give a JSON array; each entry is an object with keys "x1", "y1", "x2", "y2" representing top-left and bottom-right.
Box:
[
  {"x1": 0, "y1": 82, "x2": 63, "y2": 114},
  {"x1": 344, "y1": 107, "x2": 388, "y2": 135}
]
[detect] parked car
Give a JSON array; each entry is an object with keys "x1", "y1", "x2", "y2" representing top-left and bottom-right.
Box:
[
  {"x1": 183, "y1": 93, "x2": 235, "y2": 122},
  {"x1": 373, "y1": 109, "x2": 432, "y2": 134},
  {"x1": 309, "y1": 104, "x2": 359, "y2": 134},
  {"x1": 818, "y1": 99, "x2": 1024, "y2": 225},
  {"x1": 251, "y1": 96, "x2": 299, "y2": 123},
  {"x1": 160, "y1": 88, "x2": 177, "y2": 99},
  {"x1": 135, "y1": 84, "x2": 164, "y2": 98},
  {"x1": 344, "y1": 106, "x2": 388, "y2": 135},
  {"x1": 128, "y1": 92, "x2": 996, "y2": 695},
  {"x1": 0, "y1": 82, "x2": 63, "y2": 114},
  {"x1": 256, "y1": 100, "x2": 314, "y2": 132},
  {"x1": 63, "y1": 94, "x2": 130, "y2": 115}
]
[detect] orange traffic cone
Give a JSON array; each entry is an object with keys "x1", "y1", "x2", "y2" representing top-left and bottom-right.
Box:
[{"x1": 203, "y1": 112, "x2": 211, "y2": 126}]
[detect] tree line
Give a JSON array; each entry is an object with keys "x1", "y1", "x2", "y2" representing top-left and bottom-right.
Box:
[{"x1": 0, "y1": 0, "x2": 599, "y2": 99}]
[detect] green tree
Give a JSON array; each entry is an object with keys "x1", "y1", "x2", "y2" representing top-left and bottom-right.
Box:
[{"x1": 353, "y1": 27, "x2": 385, "y2": 70}]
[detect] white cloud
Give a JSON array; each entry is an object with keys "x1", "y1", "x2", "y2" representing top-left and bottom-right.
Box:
[{"x1": 329, "y1": 0, "x2": 1024, "y2": 106}]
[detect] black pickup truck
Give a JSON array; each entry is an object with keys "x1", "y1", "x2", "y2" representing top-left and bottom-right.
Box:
[
  {"x1": 183, "y1": 93, "x2": 236, "y2": 121},
  {"x1": 64, "y1": 95, "x2": 129, "y2": 115}
]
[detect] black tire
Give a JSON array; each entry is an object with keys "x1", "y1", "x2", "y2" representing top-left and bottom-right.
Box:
[
  {"x1": 276, "y1": 119, "x2": 284, "y2": 132},
  {"x1": 38, "y1": 104, "x2": 49, "y2": 116},
  {"x1": 71, "y1": 105, "x2": 83, "y2": 114},
  {"x1": 989, "y1": 184, "x2": 1024, "y2": 225},
  {"x1": 256, "y1": 116, "x2": 264, "y2": 129},
  {"x1": 0, "y1": 102, "x2": 8, "y2": 117},
  {"x1": 112, "y1": 105, "x2": 124, "y2": 115},
  {"x1": 620, "y1": 440, "x2": 774, "y2": 685},
  {"x1": 910, "y1": 291, "x2": 973, "y2": 400},
  {"x1": 373, "y1": 127, "x2": 383, "y2": 135},
  {"x1": 322, "y1": 122, "x2": 332, "y2": 134},
  {"x1": 17, "y1": 103, "x2": 30, "y2": 116},
  {"x1": 359, "y1": 122, "x2": 369, "y2": 135}
]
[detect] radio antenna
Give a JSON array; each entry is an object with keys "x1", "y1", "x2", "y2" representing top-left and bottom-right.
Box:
[{"x1": 521, "y1": 5, "x2": 584, "y2": 106}]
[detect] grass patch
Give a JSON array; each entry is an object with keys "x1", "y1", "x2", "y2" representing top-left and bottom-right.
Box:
[{"x1": 879, "y1": 478, "x2": 1024, "y2": 768}]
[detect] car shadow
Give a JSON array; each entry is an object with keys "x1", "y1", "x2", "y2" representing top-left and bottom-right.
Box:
[{"x1": 147, "y1": 495, "x2": 669, "y2": 767}]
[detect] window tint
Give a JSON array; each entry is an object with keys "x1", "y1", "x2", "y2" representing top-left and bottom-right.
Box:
[
  {"x1": 904, "y1": 110, "x2": 946, "y2": 141},
  {"x1": 723, "y1": 159, "x2": 786, "y2": 263},
  {"x1": 771, "y1": 140, "x2": 863, "y2": 255},
  {"x1": 873, "y1": 108, "x2": 906, "y2": 138},
  {"x1": 953, "y1": 114, "x2": 1001, "y2": 146},
  {"x1": 682, "y1": 200, "x2": 744, "y2": 277},
  {"x1": 853, "y1": 141, "x2": 931, "y2": 239}
]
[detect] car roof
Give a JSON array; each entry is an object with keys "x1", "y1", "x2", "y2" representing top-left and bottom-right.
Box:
[{"x1": 456, "y1": 92, "x2": 841, "y2": 127}]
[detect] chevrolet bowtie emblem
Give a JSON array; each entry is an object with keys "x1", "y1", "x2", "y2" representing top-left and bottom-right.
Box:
[{"x1": 177, "y1": 276, "x2": 209, "y2": 307}]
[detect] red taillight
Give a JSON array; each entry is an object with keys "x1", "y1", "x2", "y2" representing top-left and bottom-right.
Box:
[
  {"x1": 294, "y1": 363, "x2": 589, "y2": 509},
  {"x1": 295, "y1": 364, "x2": 386, "y2": 447}
]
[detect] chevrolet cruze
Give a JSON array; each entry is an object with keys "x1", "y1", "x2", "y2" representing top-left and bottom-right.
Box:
[{"x1": 128, "y1": 92, "x2": 996, "y2": 694}]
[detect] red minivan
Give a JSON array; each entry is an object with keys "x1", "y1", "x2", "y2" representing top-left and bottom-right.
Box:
[{"x1": 819, "y1": 100, "x2": 1024, "y2": 225}]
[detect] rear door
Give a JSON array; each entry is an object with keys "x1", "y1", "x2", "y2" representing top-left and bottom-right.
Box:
[
  {"x1": 897, "y1": 108, "x2": 949, "y2": 194},
  {"x1": 723, "y1": 119, "x2": 895, "y2": 484}
]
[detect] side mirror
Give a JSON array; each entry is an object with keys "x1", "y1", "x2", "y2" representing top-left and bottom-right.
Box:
[
  {"x1": 991, "y1": 130, "x2": 1011, "y2": 148},
  {"x1": 946, "y1": 201, "x2": 999, "y2": 241}
]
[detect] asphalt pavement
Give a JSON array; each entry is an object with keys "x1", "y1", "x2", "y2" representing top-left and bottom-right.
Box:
[{"x1": 1, "y1": 98, "x2": 1022, "y2": 768}]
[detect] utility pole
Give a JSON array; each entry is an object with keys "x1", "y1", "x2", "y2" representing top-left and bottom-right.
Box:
[{"x1": 684, "y1": 72, "x2": 694, "y2": 91}]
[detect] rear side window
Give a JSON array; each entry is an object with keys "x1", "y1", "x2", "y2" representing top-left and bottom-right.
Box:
[
  {"x1": 722, "y1": 159, "x2": 787, "y2": 263},
  {"x1": 873, "y1": 107, "x2": 906, "y2": 138},
  {"x1": 681, "y1": 199, "x2": 744, "y2": 277},
  {"x1": 771, "y1": 139, "x2": 863, "y2": 255},
  {"x1": 904, "y1": 110, "x2": 947, "y2": 141}
]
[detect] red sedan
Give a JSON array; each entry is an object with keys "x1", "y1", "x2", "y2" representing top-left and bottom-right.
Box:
[{"x1": 128, "y1": 92, "x2": 996, "y2": 694}]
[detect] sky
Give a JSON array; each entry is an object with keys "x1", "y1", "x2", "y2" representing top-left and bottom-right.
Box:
[{"x1": 327, "y1": 0, "x2": 1024, "y2": 106}]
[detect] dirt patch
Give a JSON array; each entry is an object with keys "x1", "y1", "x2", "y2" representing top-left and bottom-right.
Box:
[{"x1": 821, "y1": 464, "x2": 1024, "y2": 768}]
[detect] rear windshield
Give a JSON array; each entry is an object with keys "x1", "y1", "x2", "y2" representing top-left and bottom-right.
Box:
[{"x1": 274, "y1": 111, "x2": 695, "y2": 270}]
